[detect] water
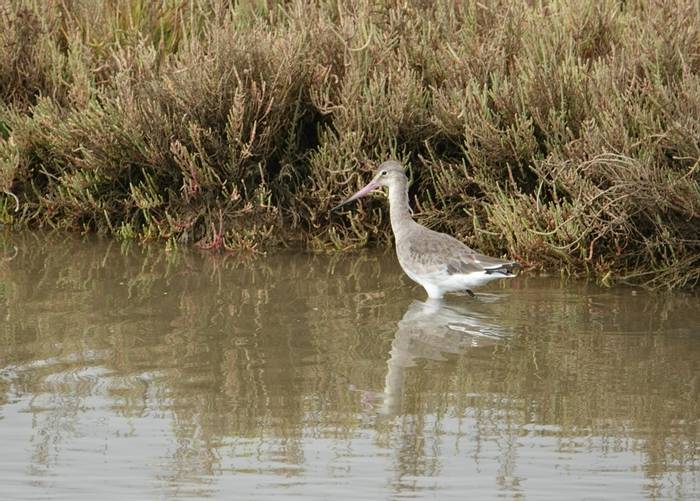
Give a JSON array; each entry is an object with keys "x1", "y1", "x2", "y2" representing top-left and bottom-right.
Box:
[{"x1": 1, "y1": 233, "x2": 698, "y2": 500}]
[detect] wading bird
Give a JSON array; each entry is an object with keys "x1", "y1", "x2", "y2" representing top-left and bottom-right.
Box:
[{"x1": 332, "y1": 160, "x2": 520, "y2": 299}]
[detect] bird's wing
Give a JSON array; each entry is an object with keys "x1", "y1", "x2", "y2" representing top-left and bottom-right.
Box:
[
  {"x1": 399, "y1": 228, "x2": 481, "y2": 275},
  {"x1": 400, "y1": 227, "x2": 517, "y2": 276}
]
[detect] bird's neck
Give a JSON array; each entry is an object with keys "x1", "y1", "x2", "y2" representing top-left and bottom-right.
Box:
[{"x1": 388, "y1": 180, "x2": 414, "y2": 237}]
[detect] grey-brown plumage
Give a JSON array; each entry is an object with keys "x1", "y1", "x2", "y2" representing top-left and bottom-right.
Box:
[{"x1": 333, "y1": 160, "x2": 520, "y2": 298}]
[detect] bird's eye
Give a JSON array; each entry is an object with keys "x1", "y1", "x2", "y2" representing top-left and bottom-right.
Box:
[{"x1": 381, "y1": 170, "x2": 387, "y2": 176}]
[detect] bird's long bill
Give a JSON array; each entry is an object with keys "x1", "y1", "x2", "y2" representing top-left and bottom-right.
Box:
[{"x1": 331, "y1": 179, "x2": 380, "y2": 212}]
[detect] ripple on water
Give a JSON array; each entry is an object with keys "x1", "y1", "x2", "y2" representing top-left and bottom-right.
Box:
[{"x1": 0, "y1": 236, "x2": 698, "y2": 499}]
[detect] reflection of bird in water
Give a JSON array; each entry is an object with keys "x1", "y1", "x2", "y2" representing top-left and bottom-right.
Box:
[{"x1": 381, "y1": 298, "x2": 507, "y2": 416}]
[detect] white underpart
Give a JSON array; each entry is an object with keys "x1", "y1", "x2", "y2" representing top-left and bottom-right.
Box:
[{"x1": 404, "y1": 268, "x2": 512, "y2": 299}]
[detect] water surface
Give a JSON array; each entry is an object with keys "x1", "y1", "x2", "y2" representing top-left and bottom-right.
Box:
[{"x1": 1, "y1": 233, "x2": 698, "y2": 499}]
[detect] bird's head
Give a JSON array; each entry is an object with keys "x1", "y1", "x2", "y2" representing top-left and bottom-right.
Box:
[{"x1": 331, "y1": 160, "x2": 407, "y2": 211}]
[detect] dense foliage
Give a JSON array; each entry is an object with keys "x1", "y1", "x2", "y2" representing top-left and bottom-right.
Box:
[{"x1": 1, "y1": 0, "x2": 699, "y2": 288}]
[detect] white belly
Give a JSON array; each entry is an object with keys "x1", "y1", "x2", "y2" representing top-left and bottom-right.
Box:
[{"x1": 403, "y1": 268, "x2": 509, "y2": 299}]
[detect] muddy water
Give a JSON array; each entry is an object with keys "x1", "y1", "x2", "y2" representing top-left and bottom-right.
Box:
[{"x1": 0, "y1": 233, "x2": 698, "y2": 500}]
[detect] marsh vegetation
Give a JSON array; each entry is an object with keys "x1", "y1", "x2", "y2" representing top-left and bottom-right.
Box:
[{"x1": 1, "y1": 0, "x2": 699, "y2": 288}]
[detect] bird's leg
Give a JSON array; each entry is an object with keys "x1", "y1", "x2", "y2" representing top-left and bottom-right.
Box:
[{"x1": 464, "y1": 289, "x2": 475, "y2": 298}]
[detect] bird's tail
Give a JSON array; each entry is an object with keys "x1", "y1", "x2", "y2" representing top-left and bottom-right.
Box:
[{"x1": 484, "y1": 262, "x2": 520, "y2": 276}]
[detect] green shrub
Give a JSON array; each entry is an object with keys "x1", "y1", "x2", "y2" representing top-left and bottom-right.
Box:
[{"x1": 0, "y1": 0, "x2": 698, "y2": 288}]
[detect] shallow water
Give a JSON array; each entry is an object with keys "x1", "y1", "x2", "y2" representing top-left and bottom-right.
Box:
[{"x1": 0, "y1": 233, "x2": 699, "y2": 500}]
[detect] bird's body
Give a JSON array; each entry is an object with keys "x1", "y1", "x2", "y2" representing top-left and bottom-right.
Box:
[
  {"x1": 333, "y1": 160, "x2": 519, "y2": 299},
  {"x1": 394, "y1": 223, "x2": 519, "y2": 298}
]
